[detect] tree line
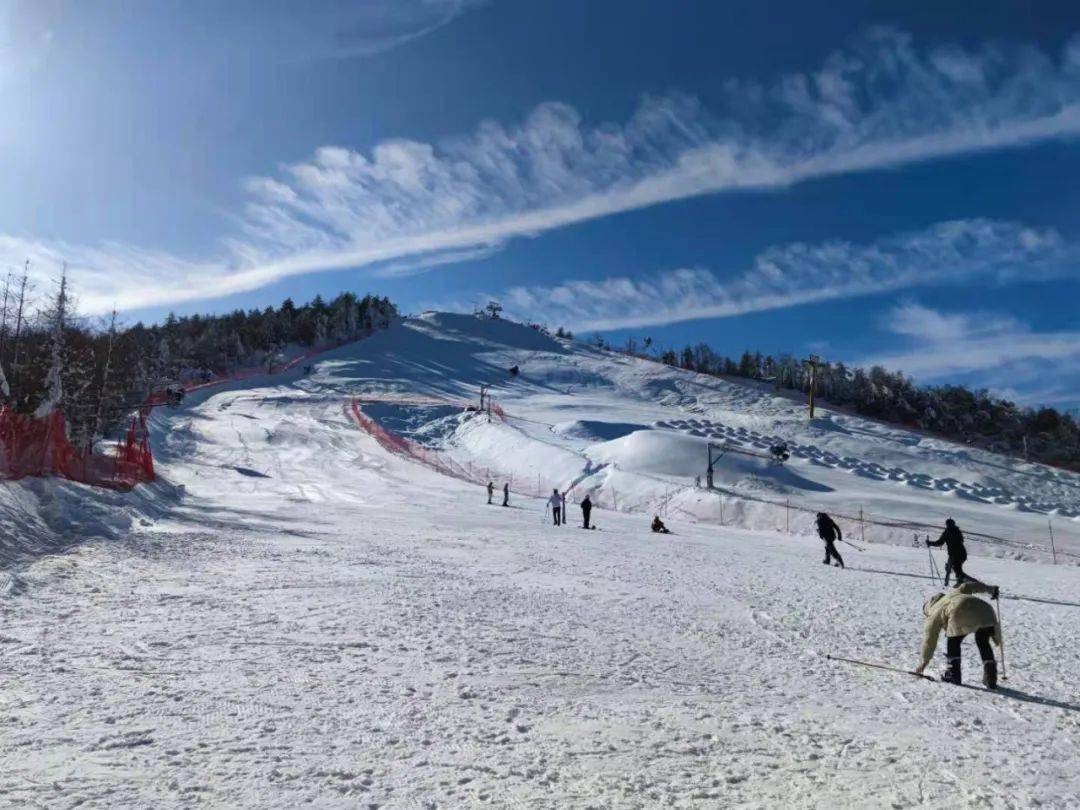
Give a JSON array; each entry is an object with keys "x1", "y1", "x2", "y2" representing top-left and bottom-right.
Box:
[
  {"x1": 0, "y1": 266, "x2": 397, "y2": 452},
  {"x1": 643, "y1": 342, "x2": 1080, "y2": 472}
]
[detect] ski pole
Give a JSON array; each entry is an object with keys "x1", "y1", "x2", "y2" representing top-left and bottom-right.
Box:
[
  {"x1": 826, "y1": 654, "x2": 934, "y2": 681},
  {"x1": 927, "y1": 544, "x2": 938, "y2": 584},
  {"x1": 841, "y1": 539, "x2": 865, "y2": 552},
  {"x1": 995, "y1": 591, "x2": 1007, "y2": 682}
]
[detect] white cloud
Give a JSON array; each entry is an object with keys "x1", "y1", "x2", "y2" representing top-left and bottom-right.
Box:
[
  {"x1": 6, "y1": 28, "x2": 1080, "y2": 313},
  {"x1": 857, "y1": 303, "x2": 1080, "y2": 406},
  {"x1": 885, "y1": 302, "x2": 1025, "y2": 342},
  {"x1": 459, "y1": 219, "x2": 1073, "y2": 332},
  {"x1": 250, "y1": 0, "x2": 488, "y2": 61}
]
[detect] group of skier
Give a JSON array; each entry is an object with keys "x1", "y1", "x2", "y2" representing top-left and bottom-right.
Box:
[
  {"x1": 486, "y1": 480, "x2": 510, "y2": 507},
  {"x1": 816, "y1": 510, "x2": 1003, "y2": 688},
  {"x1": 487, "y1": 482, "x2": 1004, "y2": 689}
]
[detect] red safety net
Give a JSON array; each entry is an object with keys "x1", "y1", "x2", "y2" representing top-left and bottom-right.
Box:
[
  {"x1": 347, "y1": 398, "x2": 540, "y2": 495},
  {"x1": 0, "y1": 406, "x2": 154, "y2": 491}
]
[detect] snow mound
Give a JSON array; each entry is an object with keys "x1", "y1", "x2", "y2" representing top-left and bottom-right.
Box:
[{"x1": 552, "y1": 420, "x2": 647, "y2": 442}]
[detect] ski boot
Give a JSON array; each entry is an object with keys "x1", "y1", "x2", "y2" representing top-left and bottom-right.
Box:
[
  {"x1": 941, "y1": 657, "x2": 962, "y2": 685},
  {"x1": 983, "y1": 660, "x2": 998, "y2": 690}
]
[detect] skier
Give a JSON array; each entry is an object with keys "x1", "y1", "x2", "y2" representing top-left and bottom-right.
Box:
[
  {"x1": 548, "y1": 489, "x2": 562, "y2": 526},
  {"x1": 914, "y1": 581, "x2": 1002, "y2": 688},
  {"x1": 502, "y1": 482, "x2": 509, "y2": 507},
  {"x1": 651, "y1": 515, "x2": 671, "y2": 534},
  {"x1": 581, "y1": 495, "x2": 593, "y2": 529},
  {"x1": 926, "y1": 518, "x2": 968, "y2": 585},
  {"x1": 815, "y1": 512, "x2": 845, "y2": 568},
  {"x1": 487, "y1": 481, "x2": 494, "y2": 505}
]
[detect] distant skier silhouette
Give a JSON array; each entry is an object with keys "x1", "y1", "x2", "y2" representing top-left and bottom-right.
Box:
[
  {"x1": 580, "y1": 495, "x2": 593, "y2": 529},
  {"x1": 502, "y1": 482, "x2": 509, "y2": 507},
  {"x1": 816, "y1": 512, "x2": 845, "y2": 568},
  {"x1": 927, "y1": 519, "x2": 968, "y2": 585},
  {"x1": 487, "y1": 481, "x2": 494, "y2": 505}
]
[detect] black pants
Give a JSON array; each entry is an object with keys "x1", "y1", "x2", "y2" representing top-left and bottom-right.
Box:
[
  {"x1": 582, "y1": 508, "x2": 591, "y2": 528},
  {"x1": 823, "y1": 539, "x2": 844, "y2": 567},
  {"x1": 946, "y1": 627, "x2": 995, "y2": 662},
  {"x1": 943, "y1": 557, "x2": 968, "y2": 586},
  {"x1": 553, "y1": 506, "x2": 561, "y2": 525}
]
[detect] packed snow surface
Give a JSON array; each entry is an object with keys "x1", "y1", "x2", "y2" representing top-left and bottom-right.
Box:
[{"x1": 2, "y1": 312, "x2": 1080, "y2": 808}]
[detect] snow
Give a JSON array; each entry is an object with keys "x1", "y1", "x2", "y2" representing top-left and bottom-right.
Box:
[{"x1": 2, "y1": 312, "x2": 1080, "y2": 807}]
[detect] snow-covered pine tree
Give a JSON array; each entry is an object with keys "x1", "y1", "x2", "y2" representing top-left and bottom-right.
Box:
[{"x1": 34, "y1": 269, "x2": 71, "y2": 419}]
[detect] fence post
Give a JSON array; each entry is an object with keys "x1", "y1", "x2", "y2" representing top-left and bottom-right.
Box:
[
  {"x1": 1048, "y1": 519, "x2": 1058, "y2": 565},
  {"x1": 785, "y1": 498, "x2": 790, "y2": 533},
  {"x1": 612, "y1": 487, "x2": 618, "y2": 511},
  {"x1": 719, "y1": 495, "x2": 724, "y2": 526},
  {"x1": 859, "y1": 507, "x2": 865, "y2": 544}
]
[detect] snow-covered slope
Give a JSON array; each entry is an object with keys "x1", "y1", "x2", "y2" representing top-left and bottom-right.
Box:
[
  {"x1": 314, "y1": 312, "x2": 1079, "y2": 560},
  {"x1": 3, "y1": 312, "x2": 1080, "y2": 808}
]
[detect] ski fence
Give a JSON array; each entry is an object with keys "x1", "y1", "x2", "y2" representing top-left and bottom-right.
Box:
[
  {"x1": 0, "y1": 335, "x2": 373, "y2": 492},
  {"x1": 347, "y1": 397, "x2": 1075, "y2": 562},
  {"x1": 0, "y1": 407, "x2": 154, "y2": 491}
]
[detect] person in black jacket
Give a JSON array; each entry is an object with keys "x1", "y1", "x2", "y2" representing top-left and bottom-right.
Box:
[
  {"x1": 816, "y1": 512, "x2": 845, "y2": 568},
  {"x1": 927, "y1": 518, "x2": 968, "y2": 585},
  {"x1": 580, "y1": 495, "x2": 593, "y2": 529}
]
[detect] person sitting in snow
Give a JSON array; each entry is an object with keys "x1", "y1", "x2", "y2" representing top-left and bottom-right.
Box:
[
  {"x1": 548, "y1": 489, "x2": 563, "y2": 525},
  {"x1": 815, "y1": 512, "x2": 844, "y2": 569},
  {"x1": 651, "y1": 515, "x2": 671, "y2": 534},
  {"x1": 915, "y1": 581, "x2": 1001, "y2": 688},
  {"x1": 927, "y1": 518, "x2": 968, "y2": 586}
]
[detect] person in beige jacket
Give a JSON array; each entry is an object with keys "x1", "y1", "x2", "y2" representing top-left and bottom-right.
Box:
[{"x1": 914, "y1": 581, "x2": 1001, "y2": 688}]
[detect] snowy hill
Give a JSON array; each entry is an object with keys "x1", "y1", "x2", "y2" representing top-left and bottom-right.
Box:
[
  {"x1": 204, "y1": 310, "x2": 1077, "y2": 561},
  {"x1": 3, "y1": 311, "x2": 1080, "y2": 807}
]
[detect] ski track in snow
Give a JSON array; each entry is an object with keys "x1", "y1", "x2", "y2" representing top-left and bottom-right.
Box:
[{"x1": 2, "y1": 313, "x2": 1080, "y2": 808}]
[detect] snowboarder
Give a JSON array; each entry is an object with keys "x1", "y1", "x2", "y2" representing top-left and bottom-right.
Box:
[
  {"x1": 502, "y1": 482, "x2": 509, "y2": 507},
  {"x1": 581, "y1": 495, "x2": 593, "y2": 529},
  {"x1": 914, "y1": 580, "x2": 1002, "y2": 688},
  {"x1": 548, "y1": 489, "x2": 562, "y2": 526},
  {"x1": 487, "y1": 481, "x2": 494, "y2": 505},
  {"x1": 926, "y1": 519, "x2": 968, "y2": 585},
  {"x1": 651, "y1": 515, "x2": 671, "y2": 534},
  {"x1": 815, "y1": 512, "x2": 844, "y2": 568}
]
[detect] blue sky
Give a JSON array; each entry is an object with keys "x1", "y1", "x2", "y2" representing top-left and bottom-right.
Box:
[{"x1": 2, "y1": 1, "x2": 1079, "y2": 407}]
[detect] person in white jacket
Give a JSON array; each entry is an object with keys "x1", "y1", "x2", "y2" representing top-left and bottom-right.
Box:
[
  {"x1": 915, "y1": 580, "x2": 1001, "y2": 688},
  {"x1": 548, "y1": 489, "x2": 562, "y2": 526}
]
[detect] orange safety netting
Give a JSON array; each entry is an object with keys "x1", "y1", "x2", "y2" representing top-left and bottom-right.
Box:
[
  {"x1": 347, "y1": 398, "x2": 552, "y2": 498},
  {"x1": 0, "y1": 406, "x2": 154, "y2": 491}
]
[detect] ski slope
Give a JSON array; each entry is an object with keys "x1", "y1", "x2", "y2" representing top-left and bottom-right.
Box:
[{"x1": 2, "y1": 312, "x2": 1080, "y2": 808}]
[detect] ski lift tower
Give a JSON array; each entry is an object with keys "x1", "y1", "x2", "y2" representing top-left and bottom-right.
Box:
[
  {"x1": 803, "y1": 354, "x2": 823, "y2": 420},
  {"x1": 706, "y1": 442, "x2": 726, "y2": 489}
]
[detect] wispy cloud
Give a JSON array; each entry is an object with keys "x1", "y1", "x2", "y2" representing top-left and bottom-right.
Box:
[
  {"x1": 858, "y1": 302, "x2": 1080, "y2": 406},
  {"x1": 459, "y1": 219, "x2": 1073, "y2": 332},
  {"x1": 6, "y1": 28, "x2": 1080, "y2": 312},
  {"x1": 251, "y1": 0, "x2": 488, "y2": 61}
]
